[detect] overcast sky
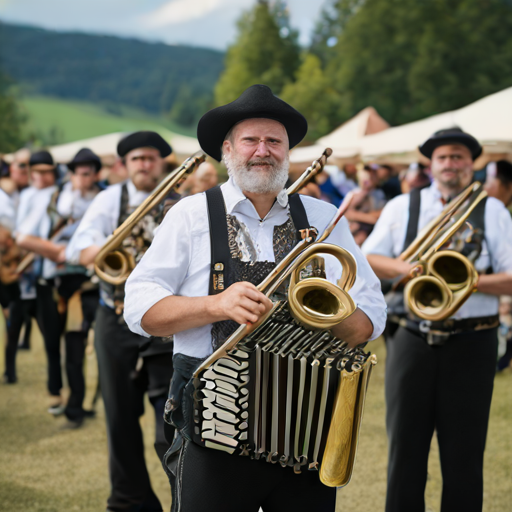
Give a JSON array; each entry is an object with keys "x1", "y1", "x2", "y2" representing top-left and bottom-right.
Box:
[{"x1": 0, "y1": 0, "x2": 328, "y2": 50}]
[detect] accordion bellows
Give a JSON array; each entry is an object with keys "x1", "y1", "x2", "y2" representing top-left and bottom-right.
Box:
[{"x1": 192, "y1": 301, "x2": 376, "y2": 487}]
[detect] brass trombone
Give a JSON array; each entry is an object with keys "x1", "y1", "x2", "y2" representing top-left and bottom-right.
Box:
[
  {"x1": 94, "y1": 151, "x2": 206, "y2": 285},
  {"x1": 399, "y1": 182, "x2": 488, "y2": 321}
]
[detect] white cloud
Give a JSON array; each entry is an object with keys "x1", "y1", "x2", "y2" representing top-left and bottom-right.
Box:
[{"x1": 142, "y1": 0, "x2": 244, "y2": 27}]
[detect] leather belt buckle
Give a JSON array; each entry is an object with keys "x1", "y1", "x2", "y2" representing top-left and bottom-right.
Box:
[
  {"x1": 426, "y1": 329, "x2": 450, "y2": 346},
  {"x1": 418, "y1": 320, "x2": 431, "y2": 333}
]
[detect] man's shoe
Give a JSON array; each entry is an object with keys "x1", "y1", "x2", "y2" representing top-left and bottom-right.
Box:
[
  {"x1": 48, "y1": 397, "x2": 66, "y2": 416},
  {"x1": 61, "y1": 417, "x2": 84, "y2": 430}
]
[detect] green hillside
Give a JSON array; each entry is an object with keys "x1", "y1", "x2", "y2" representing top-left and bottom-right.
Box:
[
  {"x1": 0, "y1": 23, "x2": 224, "y2": 124},
  {"x1": 21, "y1": 96, "x2": 196, "y2": 144}
]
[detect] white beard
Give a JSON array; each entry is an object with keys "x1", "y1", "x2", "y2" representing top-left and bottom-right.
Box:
[{"x1": 223, "y1": 151, "x2": 289, "y2": 195}]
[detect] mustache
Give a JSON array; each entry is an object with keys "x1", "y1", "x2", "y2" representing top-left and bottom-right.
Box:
[{"x1": 247, "y1": 159, "x2": 275, "y2": 168}]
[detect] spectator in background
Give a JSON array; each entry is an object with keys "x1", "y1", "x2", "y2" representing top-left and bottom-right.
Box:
[
  {"x1": 310, "y1": 165, "x2": 344, "y2": 206},
  {"x1": 485, "y1": 160, "x2": 512, "y2": 372},
  {"x1": 345, "y1": 165, "x2": 387, "y2": 245},
  {"x1": 484, "y1": 160, "x2": 512, "y2": 208},
  {"x1": 190, "y1": 161, "x2": 218, "y2": 195},
  {"x1": 399, "y1": 162, "x2": 431, "y2": 194},
  {"x1": 374, "y1": 163, "x2": 401, "y2": 200},
  {"x1": 0, "y1": 149, "x2": 31, "y2": 212},
  {"x1": 331, "y1": 162, "x2": 359, "y2": 197}
]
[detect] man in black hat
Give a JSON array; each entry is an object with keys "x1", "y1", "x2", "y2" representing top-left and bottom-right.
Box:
[
  {"x1": 67, "y1": 132, "x2": 175, "y2": 512},
  {"x1": 362, "y1": 128, "x2": 512, "y2": 512},
  {"x1": 124, "y1": 85, "x2": 386, "y2": 512},
  {"x1": 16, "y1": 148, "x2": 103, "y2": 423}
]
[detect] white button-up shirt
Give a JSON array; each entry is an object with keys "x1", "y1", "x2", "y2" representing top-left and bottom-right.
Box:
[
  {"x1": 124, "y1": 177, "x2": 387, "y2": 358},
  {"x1": 67, "y1": 180, "x2": 150, "y2": 264},
  {"x1": 0, "y1": 189, "x2": 15, "y2": 231},
  {"x1": 17, "y1": 185, "x2": 58, "y2": 279},
  {"x1": 362, "y1": 182, "x2": 512, "y2": 319}
]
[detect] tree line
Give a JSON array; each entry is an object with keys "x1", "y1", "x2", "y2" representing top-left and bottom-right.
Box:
[
  {"x1": 216, "y1": 0, "x2": 512, "y2": 142},
  {"x1": 2, "y1": 1, "x2": 512, "y2": 153}
]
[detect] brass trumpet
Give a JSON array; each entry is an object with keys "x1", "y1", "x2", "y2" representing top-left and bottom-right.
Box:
[
  {"x1": 400, "y1": 182, "x2": 488, "y2": 321},
  {"x1": 94, "y1": 151, "x2": 206, "y2": 285}
]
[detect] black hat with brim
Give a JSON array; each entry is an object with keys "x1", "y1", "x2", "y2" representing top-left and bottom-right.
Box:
[
  {"x1": 197, "y1": 84, "x2": 308, "y2": 162},
  {"x1": 117, "y1": 131, "x2": 172, "y2": 158},
  {"x1": 68, "y1": 147, "x2": 102, "y2": 172},
  {"x1": 29, "y1": 150, "x2": 56, "y2": 172},
  {"x1": 419, "y1": 127, "x2": 482, "y2": 160}
]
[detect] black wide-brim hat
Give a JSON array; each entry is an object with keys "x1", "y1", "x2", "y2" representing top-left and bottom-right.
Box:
[
  {"x1": 29, "y1": 150, "x2": 56, "y2": 172},
  {"x1": 68, "y1": 147, "x2": 102, "y2": 172},
  {"x1": 419, "y1": 127, "x2": 482, "y2": 160},
  {"x1": 197, "y1": 84, "x2": 308, "y2": 162},
  {"x1": 117, "y1": 131, "x2": 172, "y2": 158}
]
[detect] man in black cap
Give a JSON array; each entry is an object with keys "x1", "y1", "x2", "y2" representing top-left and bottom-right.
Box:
[
  {"x1": 124, "y1": 85, "x2": 386, "y2": 512},
  {"x1": 16, "y1": 148, "x2": 102, "y2": 423},
  {"x1": 362, "y1": 128, "x2": 512, "y2": 512},
  {"x1": 67, "y1": 132, "x2": 175, "y2": 512}
]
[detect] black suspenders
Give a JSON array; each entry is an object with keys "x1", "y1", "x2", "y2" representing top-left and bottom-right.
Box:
[{"x1": 205, "y1": 186, "x2": 310, "y2": 295}]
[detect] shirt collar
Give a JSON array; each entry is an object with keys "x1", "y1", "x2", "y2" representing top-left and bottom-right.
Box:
[
  {"x1": 126, "y1": 179, "x2": 150, "y2": 204},
  {"x1": 220, "y1": 177, "x2": 289, "y2": 216}
]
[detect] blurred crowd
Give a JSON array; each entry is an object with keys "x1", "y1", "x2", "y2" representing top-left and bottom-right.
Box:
[{"x1": 2, "y1": 146, "x2": 511, "y2": 394}]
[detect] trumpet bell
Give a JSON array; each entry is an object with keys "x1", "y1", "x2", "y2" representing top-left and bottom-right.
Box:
[
  {"x1": 404, "y1": 275, "x2": 452, "y2": 319},
  {"x1": 94, "y1": 249, "x2": 135, "y2": 286},
  {"x1": 429, "y1": 250, "x2": 474, "y2": 292},
  {"x1": 289, "y1": 278, "x2": 356, "y2": 330}
]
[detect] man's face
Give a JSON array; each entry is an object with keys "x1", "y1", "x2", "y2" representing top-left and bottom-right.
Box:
[
  {"x1": 485, "y1": 178, "x2": 512, "y2": 207},
  {"x1": 10, "y1": 159, "x2": 30, "y2": 189},
  {"x1": 124, "y1": 147, "x2": 164, "y2": 192},
  {"x1": 31, "y1": 168, "x2": 56, "y2": 189},
  {"x1": 344, "y1": 164, "x2": 358, "y2": 180},
  {"x1": 72, "y1": 164, "x2": 98, "y2": 192},
  {"x1": 193, "y1": 162, "x2": 218, "y2": 193},
  {"x1": 222, "y1": 118, "x2": 289, "y2": 195},
  {"x1": 430, "y1": 144, "x2": 473, "y2": 191}
]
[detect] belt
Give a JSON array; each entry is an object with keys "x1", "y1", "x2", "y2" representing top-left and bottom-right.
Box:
[{"x1": 389, "y1": 314, "x2": 500, "y2": 346}]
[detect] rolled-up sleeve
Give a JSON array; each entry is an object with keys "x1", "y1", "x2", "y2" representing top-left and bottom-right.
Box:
[
  {"x1": 485, "y1": 197, "x2": 512, "y2": 274},
  {"x1": 66, "y1": 189, "x2": 117, "y2": 264},
  {"x1": 362, "y1": 195, "x2": 407, "y2": 258},
  {"x1": 124, "y1": 198, "x2": 194, "y2": 337}
]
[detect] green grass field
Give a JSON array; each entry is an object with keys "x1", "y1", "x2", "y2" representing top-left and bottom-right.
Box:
[
  {"x1": 0, "y1": 317, "x2": 510, "y2": 511},
  {"x1": 20, "y1": 96, "x2": 196, "y2": 145}
]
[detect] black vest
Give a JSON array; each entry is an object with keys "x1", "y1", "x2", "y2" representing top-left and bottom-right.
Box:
[{"x1": 205, "y1": 186, "x2": 310, "y2": 351}]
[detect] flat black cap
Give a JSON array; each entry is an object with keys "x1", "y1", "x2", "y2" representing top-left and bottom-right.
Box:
[
  {"x1": 419, "y1": 127, "x2": 482, "y2": 160},
  {"x1": 197, "y1": 84, "x2": 308, "y2": 162},
  {"x1": 29, "y1": 150, "x2": 54, "y2": 167},
  {"x1": 68, "y1": 147, "x2": 102, "y2": 172},
  {"x1": 117, "y1": 131, "x2": 172, "y2": 158}
]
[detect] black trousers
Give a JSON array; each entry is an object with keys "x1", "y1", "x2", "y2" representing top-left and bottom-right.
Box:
[
  {"x1": 35, "y1": 281, "x2": 64, "y2": 396},
  {"x1": 4, "y1": 297, "x2": 37, "y2": 382},
  {"x1": 385, "y1": 326, "x2": 498, "y2": 512},
  {"x1": 63, "y1": 288, "x2": 99, "y2": 420},
  {"x1": 168, "y1": 440, "x2": 336, "y2": 512},
  {"x1": 95, "y1": 305, "x2": 174, "y2": 512}
]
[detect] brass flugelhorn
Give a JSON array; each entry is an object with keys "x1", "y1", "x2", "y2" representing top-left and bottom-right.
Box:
[
  {"x1": 399, "y1": 181, "x2": 487, "y2": 321},
  {"x1": 193, "y1": 152, "x2": 376, "y2": 487},
  {"x1": 94, "y1": 151, "x2": 206, "y2": 285}
]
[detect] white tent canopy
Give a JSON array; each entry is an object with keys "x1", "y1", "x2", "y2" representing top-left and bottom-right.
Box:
[
  {"x1": 289, "y1": 106, "x2": 389, "y2": 163},
  {"x1": 47, "y1": 131, "x2": 201, "y2": 164},
  {"x1": 361, "y1": 86, "x2": 512, "y2": 163}
]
